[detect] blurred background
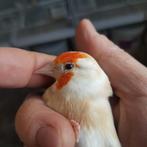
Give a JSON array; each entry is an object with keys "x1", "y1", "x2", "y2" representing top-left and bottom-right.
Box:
[{"x1": 0, "y1": 0, "x2": 147, "y2": 146}]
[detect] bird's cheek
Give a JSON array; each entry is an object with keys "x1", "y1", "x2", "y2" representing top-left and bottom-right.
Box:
[{"x1": 56, "y1": 72, "x2": 73, "y2": 90}]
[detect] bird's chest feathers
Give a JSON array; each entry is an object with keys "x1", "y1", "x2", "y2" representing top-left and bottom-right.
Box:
[
  {"x1": 44, "y1": 88, "x2": 92, "y2": 125},
  {"x1": 43, "y1": 85, "x2": 111, "y2": 130}
]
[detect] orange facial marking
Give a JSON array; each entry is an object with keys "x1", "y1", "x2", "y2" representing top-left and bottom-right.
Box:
[
  {"x1": 56, "y1": 72, "x2": 73, "y2": 89},
  {"x1": 54, "y1": 52, "x2": 88, "y2": 64}
]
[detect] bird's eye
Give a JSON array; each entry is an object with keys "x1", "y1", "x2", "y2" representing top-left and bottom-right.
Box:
[{"x1": 64, "y1": 63, "x2": 74, "y2": 70}]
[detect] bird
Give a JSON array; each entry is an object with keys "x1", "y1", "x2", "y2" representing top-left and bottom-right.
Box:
[{"x1": 36, "y1": 51, "x2": 121, "y2": 147}]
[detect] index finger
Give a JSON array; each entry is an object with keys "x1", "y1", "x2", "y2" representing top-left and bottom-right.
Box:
[
  {"x1": 0, "y1": 47, "x2": 55, "y2": 88},
  {"x1": 76, "y1": 19, "x2": 147, "y2": 99}
]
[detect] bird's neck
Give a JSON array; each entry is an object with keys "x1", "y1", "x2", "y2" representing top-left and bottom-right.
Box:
[{"x1": 55, "y1": 73, "x2": 112, "y2": 102}]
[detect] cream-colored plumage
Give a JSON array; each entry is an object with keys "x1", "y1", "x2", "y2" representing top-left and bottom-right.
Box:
[{"x1": 39, "y1": 51, "x2": 121, "y2": 147}]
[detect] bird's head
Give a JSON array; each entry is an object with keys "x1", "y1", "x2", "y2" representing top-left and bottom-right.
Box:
[{"x1": 37, "y1": 51, "x2": 112, "y2": 97}]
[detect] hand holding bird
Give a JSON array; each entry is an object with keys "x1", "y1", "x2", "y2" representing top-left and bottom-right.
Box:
[{"x1": 13, "y1": 19, "x2": 147, "y2": 147}]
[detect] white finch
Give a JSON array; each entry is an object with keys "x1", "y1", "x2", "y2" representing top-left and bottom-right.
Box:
[{"x1": 37, "y1": 51, "x2": 121, "y2": 147}]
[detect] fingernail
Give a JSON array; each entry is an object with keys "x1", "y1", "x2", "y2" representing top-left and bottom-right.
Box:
[{"x1": 36, "y1": 126, "x2": 60, "y2": 147}]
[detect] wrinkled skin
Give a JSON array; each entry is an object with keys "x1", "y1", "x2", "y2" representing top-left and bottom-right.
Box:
[{"x1": 0, "y1": 19, "x2": 147, "y2": 147}]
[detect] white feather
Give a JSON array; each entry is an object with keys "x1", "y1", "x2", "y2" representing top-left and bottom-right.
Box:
[
  {"x1": 43, "y1": 56, "x2": 121, "y2": 147},
  {"x1": 76, "y1": 99, "x2": 121, "y2": 147}
]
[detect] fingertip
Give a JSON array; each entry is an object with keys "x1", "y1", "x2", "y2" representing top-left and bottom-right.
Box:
[
  {"x1": 76, "y1": 19, "x2": 97, "y2": 50},
  {"x1": 76, "y1": 19, "x2": 119, "y2": 60},
  {"x1": 76, "y1": 19, "x2": 96, "y2": 33}
]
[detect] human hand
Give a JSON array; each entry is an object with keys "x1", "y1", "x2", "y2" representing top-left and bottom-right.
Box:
[
  {"x1": 14, "y1": 19, "x2": 147, "y2": 147},
  {"x1": 0, "y1": 48, "x2": 75, "y2": 147},
  {"x1": 76, "y1": 19, "x2": 147, "y2": 147}
]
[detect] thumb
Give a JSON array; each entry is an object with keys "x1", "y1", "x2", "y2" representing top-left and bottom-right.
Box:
[
  {"x1": 15, "y1": 95, "x2": 75, "y2": 147},
  {"x1": 76, "y1": 19, "x2": 147, "y2": 99}
]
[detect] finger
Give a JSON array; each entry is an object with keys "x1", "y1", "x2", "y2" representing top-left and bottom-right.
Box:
[
  {"x1": 15, "y1": 95, "x2": 75, "y2": 147},
  {"x1": 76, "y1": 19, "x2": 147, "y2": 99},
  {"x1": 0, "y1": 48, "x2": 55, "y2": 88}
]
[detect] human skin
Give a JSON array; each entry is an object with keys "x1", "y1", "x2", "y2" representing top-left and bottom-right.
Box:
[
  {"x1": 76, "y1": 20, "x2": 147, "y2": 147},
  {"x1": 0, "y1": 19, "x2": 147, "y2": 147}
]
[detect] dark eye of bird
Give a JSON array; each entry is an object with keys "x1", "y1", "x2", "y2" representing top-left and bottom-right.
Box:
[{"x1": 64, "y1": 63, "x2": 74, "y2": 70}]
